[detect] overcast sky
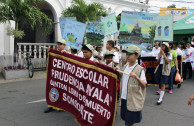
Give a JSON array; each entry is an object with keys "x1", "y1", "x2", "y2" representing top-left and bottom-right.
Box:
[{"x1": 148, "y1": 0, "x2": 194, "y2": 13}]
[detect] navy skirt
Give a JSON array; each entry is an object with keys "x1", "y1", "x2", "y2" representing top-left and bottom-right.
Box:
[
  {"x1": 155, "y1": 64, "x2": 169, "y2": 84},
  {"x1": 121, "y1": 99, "x2": 142, "y2": 125}
]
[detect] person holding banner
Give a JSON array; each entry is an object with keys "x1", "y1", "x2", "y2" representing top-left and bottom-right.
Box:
[
  {"x1": 106, "y1": 40, "x2": 119, "y2": 65},
  {"x1": 44, "y1": 39, "x2": 67, "y2": 113},
  {"x1": 155, "y1": 42, "x2": 172, "y2": 105},
  {"x1": 117, "y1": 45, "x2": 147, "y2": 126},
  {"x1": 82, "y1": 44, "x2": 98, "y2": 62},
  {"x1": 168, "y1": 42, "x2": 179, "y2": 94}
]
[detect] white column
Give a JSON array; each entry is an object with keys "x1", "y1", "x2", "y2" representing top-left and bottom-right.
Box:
[
  {"x1": 39, "y1": 45, "x2": 42, "y2": 58},
  {"x1": 34, "y1": 45, "x2": 37, "y2": 59},
  {"x1": 18, "y1": 45, "x2": 22, "y2": 59}
]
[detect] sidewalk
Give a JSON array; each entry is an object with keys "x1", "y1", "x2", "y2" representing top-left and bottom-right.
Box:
[{"x1": 0, "y1": 71, "x2": 47, "y2": 84}]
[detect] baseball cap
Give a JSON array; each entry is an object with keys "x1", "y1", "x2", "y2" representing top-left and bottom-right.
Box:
[
  {"x1": 56, "y1": 39, "x2": 66, "y2": 45},
  {"x1": 104, "y1": 50, "x2": 115, "y2": 58},
  {"x1": 122, "y1": 45, "x2": 141, "y2": 55},
  {"x1": 162, "y1": 42, "x2": 169, "y2": 48},
  {"x1": 82, "y1": 44, "x2": 94, "y2": 53}
]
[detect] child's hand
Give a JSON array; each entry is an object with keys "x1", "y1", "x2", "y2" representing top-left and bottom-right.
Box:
[
  {"x1": 130, "y1": 72, "x2": 138, "y2": 79},
  {"x1": 113, "y1": 67, "x2": 119, "y2": 71},
  {"x1": 188, "y1": 94, "x2": 194, "y2": 105},
  {"x1": 47, "y1": 48, "x2": 50, "y2": 53},
  {"x1": 61, "y1": 50, "x2": 66, "y2": 53}
]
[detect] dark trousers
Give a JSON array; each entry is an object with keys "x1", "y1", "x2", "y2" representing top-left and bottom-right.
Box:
[
  {"x1": 182, "y1": 62, "x2": 187, "y2": 80},
  {"x1": 186, "y1": 62, "x2": 193, "y2": 78}
]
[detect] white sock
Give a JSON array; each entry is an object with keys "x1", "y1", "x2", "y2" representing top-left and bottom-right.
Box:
[
  {"x1": 158, "y1": 91, "x2": 165, "y2": 102},
  {"x1": 181, "y1": 78, "x2": 183, "y2": 83}
]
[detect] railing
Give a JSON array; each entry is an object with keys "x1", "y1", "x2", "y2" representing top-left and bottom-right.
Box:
[
  {"x1": 17, "y1": 43, "x2": 57, "y2": 69},
  {"x1": 17, "y1": 43, "x2": 57, "y2": 59}
]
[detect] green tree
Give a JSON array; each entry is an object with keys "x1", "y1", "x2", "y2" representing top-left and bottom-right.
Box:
[
  {"x1": 62, "y1": 0, "x2": 107, "y2": 23},
  {"x1": 0, "y1": 0, "x2": 52, "y2": 38},
  {"x1": 149, "y1": 25, "x2": 156, "y2": 44},
  {"x1": 167, "y1": 4, "x2": 176, "y2": 8}
]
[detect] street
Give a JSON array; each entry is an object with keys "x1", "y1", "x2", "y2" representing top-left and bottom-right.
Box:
[{"x1": 0, "y1": 78, "x2": 194, "y2": 126}]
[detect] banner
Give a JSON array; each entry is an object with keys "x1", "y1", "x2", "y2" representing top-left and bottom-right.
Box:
[
  {"x1": 46, "y1": 49, "x2": 117, "y2": 126},
  {"x1": 61, "y1": 20, "x2": 86, "y2": 50},
  {"x1": 86, "y1": 22, "x2": 104, "y2": 46},
  {"x1": 141, "y1": 56, "x2": 182, "y2": 84},
  {"x1": 155, "y1": 15, "x2": 173, "y2": 41},
  {"x1": 160, "y1": 7, "x2": 194, "y2": 16},
  {"x1": 101, "y1": 13, "x2": 118, "y2": 37},
  {"x1": 119, "y1": 11, "x2": 158, "y2": 49},
  {"x1": 59, "y1": 17, "x2": 76, "y2": 39}
]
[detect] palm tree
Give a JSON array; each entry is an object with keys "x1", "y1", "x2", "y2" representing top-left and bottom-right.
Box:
[
  {"x1": 62, "y1": 0, "x2": 107, "y2": 23},
  {"x1": 0, "y1": 0, "x2": 52, "y2": 38}
]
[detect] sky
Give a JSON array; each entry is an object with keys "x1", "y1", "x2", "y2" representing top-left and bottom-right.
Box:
[{"x1": 148, "y1": 0, "x2": 194, "y2": 13}]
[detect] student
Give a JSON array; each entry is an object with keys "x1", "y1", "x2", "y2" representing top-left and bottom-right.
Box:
[
  {"x1": 106, "y1": 40, "x2": 119, "y2": 65},
  {"x1": 168, "y1": 42, "x2": 179, "y2": 94},
  {"x1": 96, "y1": 46, "x2": 103, "y2": 63},
  {"x1": 173, "y1": 42, "x2": 183, "y2": 56},
  {"x1": 44, "y1": 39, "x2": 66, "y2": 113},
  {"x1": 179, "y1": 42, "x2": 190, "y2": 80},
  {"x1": 103, "y1": 50, "x2": 115, "y2": 67},
  {"x1": 186, "y1": 42, "x2": 193, "y2": 79},
  {"x1": 70, "y1": 48, "x2": 78, "y2": 55},
  {"x1": 152, "y1": 41, "x2": 161, "y2": 59},
  {"x1": 155, "y1": 42, "x2": 172, "y2": 105},
  {"x1": 82, "y1": 44, "x2": 98, "y2": 62},
  {"x1": 117, "y1": 45, "x2": 147, "y2": 126}
]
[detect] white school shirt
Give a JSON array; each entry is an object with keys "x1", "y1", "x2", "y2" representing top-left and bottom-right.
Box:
[
  {"x1": 175, "y1": 48, "x2": 183, "y2": 56},
  {"x1": 77, "y1": 51, "x2": 83, "y2": 58},
  {"x1": 182, "y1": 49, "x2": 190, "y2": 63},
  {"x1": 152, "y1": 47, "x2": 160, "y2": 59},
  {"x1": 111, "y1": 49, "x2": 119, "y2": 64},
  {"x1": 121, "y1": 63, "x2": 147, "y2": 100},
  {"x1": 160, "y1": 53, "x2": 172, "y2": 64},
  {"x1": 186, "y1": 47, "x2": 194, "y2": 62}
]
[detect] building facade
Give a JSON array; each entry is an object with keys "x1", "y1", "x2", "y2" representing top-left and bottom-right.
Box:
[{"x1": 0, "y1": 0, "x2": 149, "y2": 69}]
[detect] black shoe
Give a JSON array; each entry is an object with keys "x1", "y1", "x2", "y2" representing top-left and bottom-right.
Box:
[
  {"x1": 177, "y1": 84, "x2": 181, "y2": 88},
  {"x1": 44, "y1": 107, "x2": 54, "y2": 113},
  {"x1": 188, "y1": 76, "x2": 192, "y2": 79},
  {"x1": 156, "y1": 100, "x2": 162, "y2": 105}
]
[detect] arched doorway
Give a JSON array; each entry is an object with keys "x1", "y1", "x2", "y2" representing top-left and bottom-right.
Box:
[{"x1": 17, "y1": 1, "x2": 55, "y2": 44}]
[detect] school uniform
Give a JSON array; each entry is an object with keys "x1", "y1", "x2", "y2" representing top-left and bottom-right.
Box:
[
  {"x1": 186, "y1": 47, "x2": 193, "y2": 78},
  {"x1": 120, "y1": 63, "x2": 147, "y2": 125},
  {"x1": 182, "y1": 49, "x2": 190, "y2": 80},
  {"x1": 155, "y1": 53, "x2": 172, "y2": 84},
  {"x1": 111, "y1": 49, "x2": 119, "y2": 64},
  {"x1": 152, "y1": 47, "x2": 161, "y2": 59}
]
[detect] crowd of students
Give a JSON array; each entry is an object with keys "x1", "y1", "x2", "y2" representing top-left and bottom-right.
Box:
[{"x1": 44, "y1": 39, "x2": 194, "y2": 126}]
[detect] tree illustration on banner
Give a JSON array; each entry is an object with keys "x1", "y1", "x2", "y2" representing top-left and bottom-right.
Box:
[
  {"x1": 119, "y1": 11, "x2": 158, "y2": 52},
  {"x1": 101, "y1": 13, "x2": 118, "y2": 37},
  {"x1": 61, "y1": 20, "x2": 86, "y2": 50},
  {"x1": 86, "y1": 22, "x2": 104, "y2": 46}
]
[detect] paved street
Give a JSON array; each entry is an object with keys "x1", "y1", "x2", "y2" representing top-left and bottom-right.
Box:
[{"x1": 0, "y1": 75, "x2": 194, "y2": 126}]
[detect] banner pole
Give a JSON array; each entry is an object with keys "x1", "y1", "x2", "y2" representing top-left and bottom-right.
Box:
[{"x1": 117, "y1": 70, "x2": 130, "y2": 76}]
